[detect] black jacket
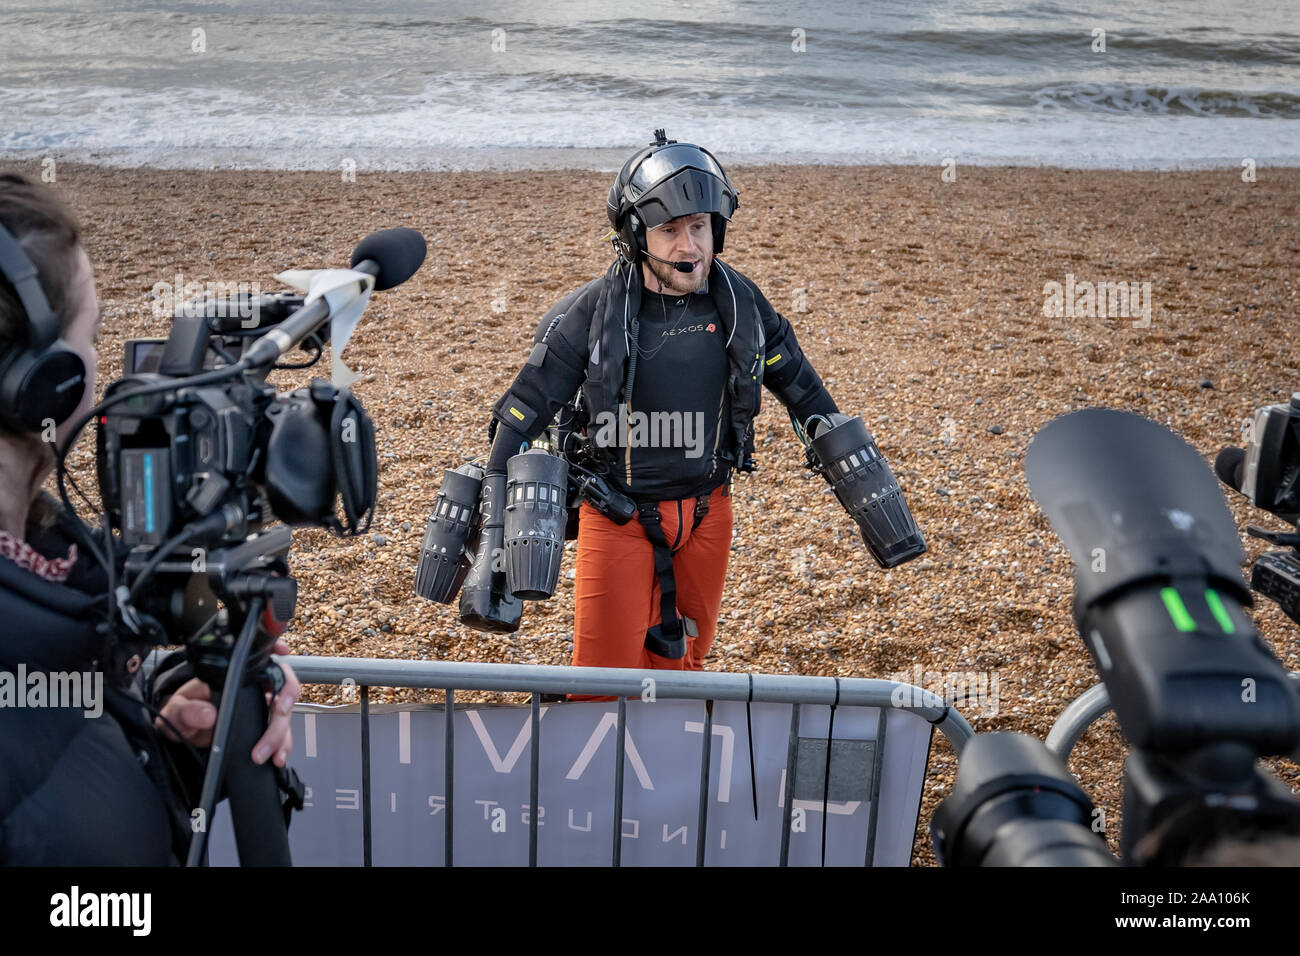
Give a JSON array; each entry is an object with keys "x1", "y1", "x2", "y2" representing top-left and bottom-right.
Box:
[
  {"x1": 0, "y1": 498, "x2": 192, "y2": 865},
  {"x1": 487, "y1": 258, "x2": 838, "y2": 495}
]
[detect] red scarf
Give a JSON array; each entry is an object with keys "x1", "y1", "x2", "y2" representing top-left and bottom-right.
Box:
[{"x1": 0, "y1": 529, "x2": 77, "y2": 584}]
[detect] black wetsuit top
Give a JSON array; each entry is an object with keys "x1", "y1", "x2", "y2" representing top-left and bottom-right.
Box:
[
  {"x1": 486, "y1": 263, "x2": 840, "y2": 505},
  {"x1": 615, "y1": 287, "x2": 731, "y2": 500}
]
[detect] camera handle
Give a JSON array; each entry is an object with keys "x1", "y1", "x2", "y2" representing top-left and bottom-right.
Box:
[
  {"x1": 185, "y1": 593, "x2": 293, "y2": 867},
  {"x1": 1246, "y1": 524, "x2": 1300, "y2": 548}
]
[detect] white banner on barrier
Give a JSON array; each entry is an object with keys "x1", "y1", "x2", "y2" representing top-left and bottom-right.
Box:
[{"x1": 210, "y1": 699, "x2": 932, "y2": 866}]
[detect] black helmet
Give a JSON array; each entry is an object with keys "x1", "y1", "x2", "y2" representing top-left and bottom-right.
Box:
[{"x1": 605, "y1": 129, "x2": 738, "y2": 265}]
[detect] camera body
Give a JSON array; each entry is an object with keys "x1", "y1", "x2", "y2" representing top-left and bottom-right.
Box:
[
  {"x1": 933, "y1": 408, "x2": 1300, "y2": 867},
  {"x1": 1231, "y1": 394, "x2": 1300, "y2": 626},
  {"x1": 95, "y1": 291, "x2": 376, "y2": 639},
  {"x1": 98, "y1": 371, "x2": 270, "y2": 548},
  {"x1": 1239, "y1": 394, "x2": 1300, "y2": 522}
]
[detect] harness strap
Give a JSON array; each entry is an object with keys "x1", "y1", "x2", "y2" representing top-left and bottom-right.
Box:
[
  {"x1": 691, "y1": 492, "x2": 710, "y2": 532},
  {"x1": 636, "y1": 501, "x2": 686, "y2": 660},
  {"x1": 634, "y1": 486, "x2": 721, "y2": 661}
]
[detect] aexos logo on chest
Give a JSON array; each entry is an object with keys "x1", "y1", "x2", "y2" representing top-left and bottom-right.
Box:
[{"x1": 660, "y1": 323, "x2": 715, "y2": 338}]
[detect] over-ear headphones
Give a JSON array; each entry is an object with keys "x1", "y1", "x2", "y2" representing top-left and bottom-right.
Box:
[
  {"x1": 0, "y1": 222, "x2": 87, "y2": 434},
  {"x1": 605, "y1": 130, "x2": 738, "y2": 266}
]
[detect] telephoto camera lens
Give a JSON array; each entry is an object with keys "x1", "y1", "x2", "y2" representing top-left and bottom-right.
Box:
[
  {"x1": 414, "y1": 462, "x2": 485, "y2": 604},
  {"x1": 504, "y1": 447, "x2": 570, "y2": 600},
  {"x1": 809, "y1": 413, "x2": 927, "y2": 568},
  {"x1": 931, "y1": 732, "x2": 1116, "y2": 867}
]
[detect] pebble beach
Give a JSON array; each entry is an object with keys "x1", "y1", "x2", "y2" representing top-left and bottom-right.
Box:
[{"x1": 36, "y1": 160, "x2": 1300, "y2": 864}]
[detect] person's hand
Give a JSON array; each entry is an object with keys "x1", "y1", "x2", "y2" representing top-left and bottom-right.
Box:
[
  {"x1": 252, "y1": 637, "x2": 300, "y2": 767},
  {"x1": 155, "y1": 637, "x2": 301, "y2": 767}
]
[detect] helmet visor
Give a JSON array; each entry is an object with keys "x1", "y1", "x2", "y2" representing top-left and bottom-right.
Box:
[
  {"x1": 628, "y1": 146, "x2": 735, "y2": 230},
  {"x1": 628, "y1": 144, "x2": 729, "y2": 199}
]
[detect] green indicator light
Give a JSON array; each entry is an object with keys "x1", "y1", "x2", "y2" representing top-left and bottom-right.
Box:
[
  {"x1": 1160, "y1": 587, "x2": 1197, "y2": 632},
  {"x1": 1205, "y1": 589, "x2": 1236, "y2": 634}
]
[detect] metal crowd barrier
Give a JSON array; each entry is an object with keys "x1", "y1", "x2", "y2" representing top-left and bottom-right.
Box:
[{"x1": 279, "y1": 656, "x2": 975, "y2": 867}]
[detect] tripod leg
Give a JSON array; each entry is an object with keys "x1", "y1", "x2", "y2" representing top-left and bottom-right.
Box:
[{"x1": 222, "y1": 680, "x2": 293, "y2": 866}]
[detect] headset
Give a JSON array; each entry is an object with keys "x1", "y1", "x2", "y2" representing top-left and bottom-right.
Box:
[
  {"x1": 0, "y1": 222, "x2": 87, "y2": 434},
  {"x1": 605, "y1": 129, "x2": 739, "y2": 266}
]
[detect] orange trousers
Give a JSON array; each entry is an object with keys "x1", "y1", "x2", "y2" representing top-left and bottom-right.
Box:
[{"x1": 572, "y1": 483, "x2": 733, "y2": 683}]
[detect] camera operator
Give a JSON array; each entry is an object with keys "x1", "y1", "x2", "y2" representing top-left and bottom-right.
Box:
[{"x1": 0, "y1": 172, "x2": 298, "y2": 865}]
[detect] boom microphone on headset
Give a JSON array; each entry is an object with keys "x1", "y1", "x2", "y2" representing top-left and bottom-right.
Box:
[{"x1": 642, "y1": 249, "x2": 701, "y2": 274}]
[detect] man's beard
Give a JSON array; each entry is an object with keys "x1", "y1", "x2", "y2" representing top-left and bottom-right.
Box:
[{"x1": 645, "y1": 252, "x2": 712, "y2": 295}]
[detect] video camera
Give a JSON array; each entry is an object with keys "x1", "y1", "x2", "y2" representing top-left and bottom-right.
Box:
[
  {"x1": 92, "y1": 229, "x2": 426, "y2": 632},
  {"x1": 1216, "y1": 393, "x2": 1300, "y2": 627},
  {"x1": 60, "y1": 227, "x2": 426, "y2": 865},
  {"x1": 931, "y1": 408, "x2": 1300, "y2": 866}
]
